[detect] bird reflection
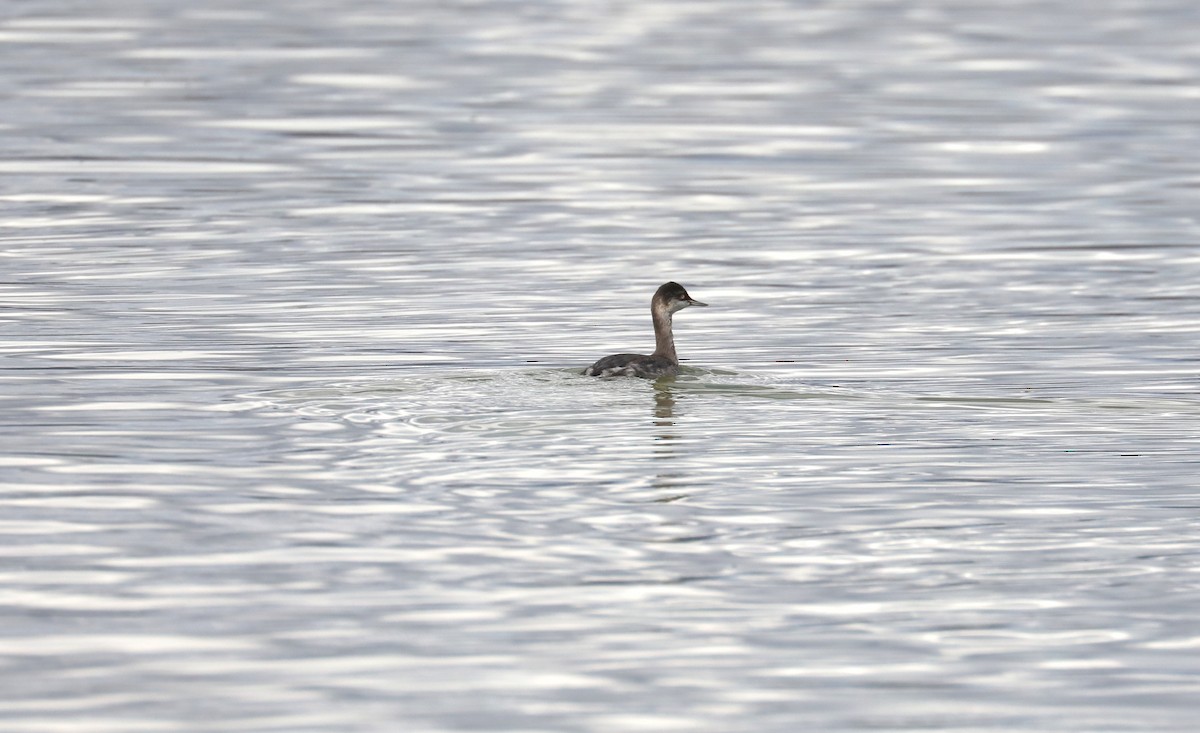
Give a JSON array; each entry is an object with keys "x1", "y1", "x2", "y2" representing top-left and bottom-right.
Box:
[
  {"x1": 653, "y1": 379, "x2": 675, "y2": 426},
  {"x1": 650, "y1": 379, "x2": 688, "y2": 503}
]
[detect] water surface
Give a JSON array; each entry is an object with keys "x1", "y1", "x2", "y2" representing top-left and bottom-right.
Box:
[{"x1": 2, "y1": 1, "x2": 1200, "y2": 731}]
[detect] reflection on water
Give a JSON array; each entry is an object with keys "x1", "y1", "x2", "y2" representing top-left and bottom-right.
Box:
[
  {"x1": 653, "y1": 381, "x2": 676, "y2": 423},
  {"x1": 3, "y1": 0, "x2": 1200, "y2": 731}
]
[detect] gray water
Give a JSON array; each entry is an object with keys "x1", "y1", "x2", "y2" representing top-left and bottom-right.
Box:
[{"x1": 3, "y1": 1, "x2": 1200, "y2": 731}]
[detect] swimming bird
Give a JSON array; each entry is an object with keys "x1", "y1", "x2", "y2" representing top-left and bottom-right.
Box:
[{"x1": 583, "y1": 281, "x2": 707, "y2": 378}]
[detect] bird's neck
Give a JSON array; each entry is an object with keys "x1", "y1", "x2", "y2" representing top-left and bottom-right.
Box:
[{"x1": 651, "y1": 307, "x2": 677, "y2": 363}]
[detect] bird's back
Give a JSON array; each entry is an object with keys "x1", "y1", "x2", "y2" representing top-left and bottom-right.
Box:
[{"x1": 583, "y1": 353, "x2": 677, "y2": 378}]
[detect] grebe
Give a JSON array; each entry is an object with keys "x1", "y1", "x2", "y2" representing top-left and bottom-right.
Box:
[{"x1": 583, "y1": 282, "x2": 708, "y2": 378}]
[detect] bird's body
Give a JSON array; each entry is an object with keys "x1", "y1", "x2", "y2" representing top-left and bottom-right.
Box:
[
  {"x1": 583, "y1": 282, "x2": 707, "y2": 379},
  {"x1": 584, "y1": 352, "x2": 679, "y2": 379}
]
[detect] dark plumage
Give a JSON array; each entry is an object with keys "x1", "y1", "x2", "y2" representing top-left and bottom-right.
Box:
[{"x1": 582, "y1": 282, "x2": 708, "y2": 378}]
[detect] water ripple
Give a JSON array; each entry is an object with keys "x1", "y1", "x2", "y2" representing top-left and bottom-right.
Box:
[{"x1": 3, "y1": 0, "x2": 1200, "y2": 730}]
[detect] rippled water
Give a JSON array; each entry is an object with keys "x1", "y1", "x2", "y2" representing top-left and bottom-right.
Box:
[{"x1": 3, "y1": 1, "x2": 1200, "y2": 731}]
